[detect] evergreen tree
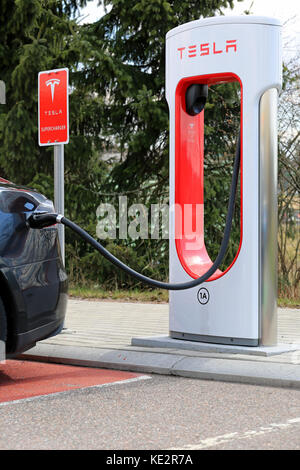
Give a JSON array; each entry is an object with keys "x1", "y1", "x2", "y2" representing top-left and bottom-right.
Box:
[{"x1": 0, "y1": 0, "x2": 90, "y2": 184}]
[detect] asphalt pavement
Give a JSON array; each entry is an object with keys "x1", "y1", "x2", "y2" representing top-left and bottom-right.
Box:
[
  {"x1": 1, "y1": 374, "x2": 300, "y2": 450},
  {"x1": 20, "y1": 299, "x2": 300, "y2": 389}
]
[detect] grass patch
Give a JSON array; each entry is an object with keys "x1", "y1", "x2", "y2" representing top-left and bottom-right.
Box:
[
  {"x1": 69, "y1": 285, "x2": 169, "y2": 303},
  {"x1": 69, "y1": 285, "x2": 299, "y2": 308},
  {"x1": 278, "y1": 297, "x2": 300, "y2": 309}
]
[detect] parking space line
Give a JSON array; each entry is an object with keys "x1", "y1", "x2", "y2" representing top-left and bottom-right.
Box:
[
  {"x1": 170, "y1": 417, "x2": 300, "y2": 449},
  {"x1": 0, "y1": 375, "x2": 151, "y2": 407}
]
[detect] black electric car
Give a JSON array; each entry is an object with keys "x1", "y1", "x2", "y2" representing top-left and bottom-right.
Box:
[{"x1": 0, "y1": 178, "x2": 67, "y2": 358}]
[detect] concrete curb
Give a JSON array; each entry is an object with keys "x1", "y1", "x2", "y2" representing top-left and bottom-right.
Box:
[
  {"x1": 131, "y1": 335, "x2": 300, "y2": 356},
  {"x1": 19, "y1": 343, "x2": 300, "y2": 389}
]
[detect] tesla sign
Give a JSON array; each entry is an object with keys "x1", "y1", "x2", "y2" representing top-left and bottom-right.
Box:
[{"x1": 38, "y1": 68, "x2": 69, "y2": 146}]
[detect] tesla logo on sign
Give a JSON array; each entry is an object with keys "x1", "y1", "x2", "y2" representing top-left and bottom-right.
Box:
[
  {"x1": 38, "y1": 68, "x2": 69, "y2": 146},
  {"x1": 46, "y1": 78, "x2": 60, "y2": 102}
]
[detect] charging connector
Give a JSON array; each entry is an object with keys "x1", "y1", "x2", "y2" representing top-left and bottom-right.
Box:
[{"x1": 27, "y1": 212, "x2": 60, "y2": 229}]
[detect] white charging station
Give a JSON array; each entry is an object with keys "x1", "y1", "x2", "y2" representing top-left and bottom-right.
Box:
[{"x1": 166, "y1": 16, "x2": 282, "y2": 347}]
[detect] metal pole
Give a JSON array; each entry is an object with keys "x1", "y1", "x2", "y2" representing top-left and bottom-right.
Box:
[{"x1": 54, "y1": 144, "x2": 65, "y2": 264}]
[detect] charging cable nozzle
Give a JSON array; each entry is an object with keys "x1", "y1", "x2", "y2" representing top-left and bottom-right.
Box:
[{"x1": 27, "y1": 212, "x2": 63, "y2": 229}]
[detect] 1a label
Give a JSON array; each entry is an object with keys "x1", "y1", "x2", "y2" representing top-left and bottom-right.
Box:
[{"x1": 197, "y1": 287, "x2": 210, "y2": 305}]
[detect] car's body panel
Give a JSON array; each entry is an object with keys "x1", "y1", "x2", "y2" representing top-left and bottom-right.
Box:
[{"x1": 0, "y1": 181, "x2": 68, "y2": 355}]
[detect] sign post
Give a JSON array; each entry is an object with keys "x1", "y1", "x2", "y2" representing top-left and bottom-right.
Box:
[
  {"x1": 54, "y1": 144, "x2": 65, "y2": 262},
  {"x1": 38, "y1": 68, "x2": 69, "y2": 264}
]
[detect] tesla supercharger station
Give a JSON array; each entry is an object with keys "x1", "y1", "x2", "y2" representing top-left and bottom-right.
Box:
[{"x1": 166, "y1": 16, "x2": 282, "y2": 347}]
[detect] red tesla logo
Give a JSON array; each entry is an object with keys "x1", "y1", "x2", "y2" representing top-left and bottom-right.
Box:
[{"x1": 177, "y1": 40, "x2": 237, "y2": 59}]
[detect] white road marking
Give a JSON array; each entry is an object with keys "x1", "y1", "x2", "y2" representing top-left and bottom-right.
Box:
[
  {"x1": 0, "y1": 374, "x2": 151, "y2": 407},
  {"x1": 170, "y1": 417, "x2": 300, "y2": 449}
]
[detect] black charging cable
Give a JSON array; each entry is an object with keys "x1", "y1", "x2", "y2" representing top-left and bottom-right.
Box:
[{"x1": 28, "y1": 135, "x2": 240, "y2": 291}]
